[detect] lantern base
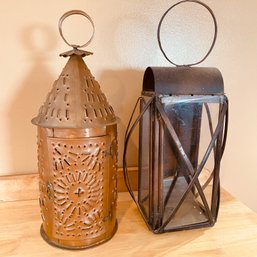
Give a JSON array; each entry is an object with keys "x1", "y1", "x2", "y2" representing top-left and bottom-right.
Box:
[{"x1": 40, "y1": 221, "x2": 118, "y2": 250}]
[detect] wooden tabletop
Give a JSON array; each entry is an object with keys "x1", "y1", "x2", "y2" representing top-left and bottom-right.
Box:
[{"x1": 1, "y1": 188, "x2": 257, "y2": 257}]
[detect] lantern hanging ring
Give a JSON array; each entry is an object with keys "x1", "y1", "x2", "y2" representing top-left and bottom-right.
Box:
[
  {"x1": 157, "y1": 0, "x2": 218, "y2": 67},
  {"x1": 58, "y1": 10, "x2": 95, "y2": 49}
]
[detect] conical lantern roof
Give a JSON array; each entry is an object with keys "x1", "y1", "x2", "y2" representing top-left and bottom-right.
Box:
[{"x1": 32, "y1": 53, "x2": 117, "y2": 128}]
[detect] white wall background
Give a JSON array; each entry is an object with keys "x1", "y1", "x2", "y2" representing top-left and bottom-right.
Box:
[{"x1": 0, "y1": 0, "x2": 257, "y2": 212}]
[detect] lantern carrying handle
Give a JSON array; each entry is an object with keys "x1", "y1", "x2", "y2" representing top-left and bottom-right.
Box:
[
  {"x1": 58, "y1": 10, "x2": 95, "y2": 49},
  {"x1": 157, "y1": 0, "x2": 218, "y2": 67}
]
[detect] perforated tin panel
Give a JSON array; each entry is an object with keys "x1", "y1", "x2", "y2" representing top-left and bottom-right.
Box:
[
  {"x1": 49, "y1": 138, "x2": 107, "y2": 239},
  {"x1": 37, "y1": 129, "x2": 118, "y2": 247},
  {"x1": 32, "y1": 55, "x2": 117, "y2": 129}
]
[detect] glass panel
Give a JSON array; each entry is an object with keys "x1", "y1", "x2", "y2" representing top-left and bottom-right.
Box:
[
  {"x1": 196, "y1": 100, "x2": 222, "y2": 210},
  {"x1": 163, "y1": 176, "x2": 208, "y2": 230},
  {"x1": 160, "y1": 95, "x2": 224, "y2": 230}
]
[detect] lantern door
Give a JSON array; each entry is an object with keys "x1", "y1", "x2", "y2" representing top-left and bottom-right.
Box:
[{"x1": 38, "y1": 127, "x2": 117, "y2": 248}]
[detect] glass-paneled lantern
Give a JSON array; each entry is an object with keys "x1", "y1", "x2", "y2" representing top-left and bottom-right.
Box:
[
  {"x1": 123, "y1": 0, "x2": 228, "y2": 233},
  {"x1": 32, "y1": 11, "x2": 118, "y2": 249}
]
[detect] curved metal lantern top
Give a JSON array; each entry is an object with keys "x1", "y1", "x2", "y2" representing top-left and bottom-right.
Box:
[
  {"x1": 142, "y1": 1, "x2": 223, "y2": 96},
  {"x1": 32, "y1": 10, "x2": 118, "y2": 128},
  {"x1": 143, "y1": 67, "x2": 224, "y2": 95}
]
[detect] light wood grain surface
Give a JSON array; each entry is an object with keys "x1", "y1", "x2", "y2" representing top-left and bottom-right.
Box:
[
  {"x1": 0, "y1": 174, "x2": 39, "y2": 202},
  {"x1": 0, "y1": 167, "x2": 138, "y2": 202},
  {"x1": 1, "y1": 188, "x2": 257, "y2": 257}
]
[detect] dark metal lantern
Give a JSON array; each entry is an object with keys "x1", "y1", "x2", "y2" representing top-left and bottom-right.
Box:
[
  {"x1": 123, "y1": 0, "x2": 228, "y2": 233},
  {"x1": 32, "y1": 10, "x2": 118, "y2": 249}
]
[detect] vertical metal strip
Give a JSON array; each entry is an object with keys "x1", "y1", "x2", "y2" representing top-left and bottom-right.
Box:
[
  {"x1": 211, "y1": 101, "x2": 226, "y2": 218},
  {"x1": 158, "y1": 113, "x2": 164, "y2": 226},
  {"x1": 152, "y1": 103, "x2": 160, "y2": 229},
  {"x1": 149, "y1": 100, "x2": 154, "y2": 225}
]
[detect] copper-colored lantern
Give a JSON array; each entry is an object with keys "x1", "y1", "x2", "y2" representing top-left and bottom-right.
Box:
[
  {"x1": 32, "y1": 10, "x2": 118, "y2": 249},
  {"x1": 123, "y1": 0, "x2": 228, "y2": 233}
]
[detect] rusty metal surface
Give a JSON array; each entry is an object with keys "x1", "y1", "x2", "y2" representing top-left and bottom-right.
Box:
[
  {"x1": 143, "y1": 67, "x2": 224, "y2": 95},
  {"x1": 32, "y1": 10, "x2": 118, "y2": 249}
]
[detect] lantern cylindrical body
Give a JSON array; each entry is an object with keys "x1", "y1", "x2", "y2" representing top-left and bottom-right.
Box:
[
  {"x1": 37, "y1": 126, "x2": 117, "y2": 249},
  {"x1": 32, "y1": 54, "x2": 118, "y2": 249}
]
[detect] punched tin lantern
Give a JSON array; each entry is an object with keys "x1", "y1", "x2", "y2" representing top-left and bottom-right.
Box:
[
  {"x1": 32, "y1": 10, "x2": 118, "y2": 249},
  {"x1": 123, "y1": 0, "x2": 228, "y2": 233}
]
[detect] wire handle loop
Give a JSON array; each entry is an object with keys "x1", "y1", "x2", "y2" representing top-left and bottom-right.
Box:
[
  {"x1": 59, "y1": 10, "x2": 95, "y2": 49},
  {"x1": 157, "y1": 0, "x2": 217, "y2": 67}
]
